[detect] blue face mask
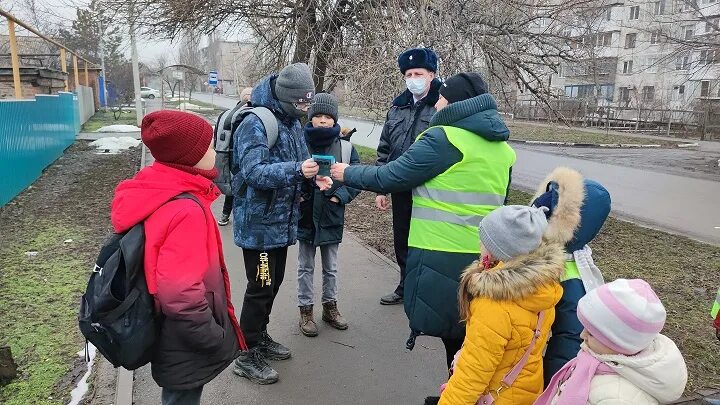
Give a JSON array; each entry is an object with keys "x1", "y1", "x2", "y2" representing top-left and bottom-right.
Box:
[{"x1": 406, "y1": 78, "x2": 428, "y2": 96}]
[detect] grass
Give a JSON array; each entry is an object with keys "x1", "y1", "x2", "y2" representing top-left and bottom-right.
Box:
[
  {"x1": 0, "y1": 221, "x2": 89, "y2": 405},
  {"x1": 353, "y1": 147, "x2": 720, "y2": 394},
  {"x1": 506, "y1": 122, "x2": 678, "y2": 147},
  {"x1": 81, "y1": 110, "x2": 138, "y2": 132},
  {"x1": 339, "y1": 103, "x2": 679, "y2": 147},
  {"x1": 355, "y1": 145, "x2": 378, "y2": 163}
]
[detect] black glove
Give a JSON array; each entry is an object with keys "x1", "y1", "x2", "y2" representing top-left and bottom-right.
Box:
[{"x1": 424, "y1": 396, "x2": 440, "y2": 405}]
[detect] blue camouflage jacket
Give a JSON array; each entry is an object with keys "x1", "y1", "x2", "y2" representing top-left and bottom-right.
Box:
[{"x1": 232, "y1": 75, "x2": 310, "y2": 250}]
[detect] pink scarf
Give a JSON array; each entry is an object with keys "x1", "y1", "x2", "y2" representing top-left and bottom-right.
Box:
[{"x1": 534, "y1": 348, "x2": 616, "y2": 405}]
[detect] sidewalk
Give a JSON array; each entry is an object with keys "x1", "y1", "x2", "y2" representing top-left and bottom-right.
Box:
[
  {"x1": 131, "y1": 145, "x2": 446, "y2": 404},
  {"x1": 133, "y1": 226, "x2": 446, "y2": 404}
]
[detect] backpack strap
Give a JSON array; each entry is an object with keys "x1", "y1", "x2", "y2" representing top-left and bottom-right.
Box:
[
  {"x1": 340, "y1": 139, "x2": 352, "y2": 163},
  {"x1": 477, "y1": 311, "x2": 546, "y2": 404},
  {"x1": 247, "y1": 106, "x2": 279, "y2": 149}
]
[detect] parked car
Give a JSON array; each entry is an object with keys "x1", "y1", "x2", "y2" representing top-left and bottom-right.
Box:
[{"x1": 140, "y1": 87, "x2": 161, "y2": 99}]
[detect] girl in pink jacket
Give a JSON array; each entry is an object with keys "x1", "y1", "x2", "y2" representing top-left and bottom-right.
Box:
[{"x1": 535, "y1": 279, "x2": 687, "y2": 405}]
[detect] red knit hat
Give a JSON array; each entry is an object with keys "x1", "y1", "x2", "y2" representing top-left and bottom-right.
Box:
[{"x1": 141, "y1": 110, "x2": 213, "y2": 166}]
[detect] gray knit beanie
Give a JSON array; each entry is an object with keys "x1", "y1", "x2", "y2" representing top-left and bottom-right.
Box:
[
  {"x1": 275, "y1": 63, "x2": 315, "y2": 118},
  {"x1": 479, "y1": 205, "x2": 549, "y2": 261},
  {"x1": 309, "y1": 93, "x2": 339, "y2": 123}
]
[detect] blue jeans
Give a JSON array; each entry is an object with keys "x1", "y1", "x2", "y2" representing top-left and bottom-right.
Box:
[
  {"x1": 161, "y1": 386, "x2": 203, "y2": 405},
  {"x1": 297, "y1": 241, "x2": 339, "y2": 307}
]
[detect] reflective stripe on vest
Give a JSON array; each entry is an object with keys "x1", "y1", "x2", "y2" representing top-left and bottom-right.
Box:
[
  {"x1": 408, "y1": 125, "x2": 516, "y2": 253},
  {"x1": 412, "y1": 186, "x2": 506, "y2": 207},
  {"x1": 411, "y1": 206, "x2": 484, "y2": 227},
  {"x1": 561, "y1": 260, "x2": 581, "y2": 282},
  {"x1": 712, "y1": 288, "x2": 720, "y2": 318}
]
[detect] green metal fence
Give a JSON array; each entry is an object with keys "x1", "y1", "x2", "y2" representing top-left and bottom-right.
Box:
[{"x1": 0, "y1": 92, "x2": 78, "y2": 206}]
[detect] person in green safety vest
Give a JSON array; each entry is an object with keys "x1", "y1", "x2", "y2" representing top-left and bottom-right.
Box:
[
  {"x1": 713, "y1": 287, "x2": 720, "y2": 341},
  {"x1": 529, "y1": 167, "x2": 612, "y2": 387},
  {"x1": 330, "y1": 72, "x2": 515, "y2": 375}
]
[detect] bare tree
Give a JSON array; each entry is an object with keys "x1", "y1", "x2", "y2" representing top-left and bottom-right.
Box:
[{"x1": 106, "y1": 0, "x2": 600, "y2": 113}]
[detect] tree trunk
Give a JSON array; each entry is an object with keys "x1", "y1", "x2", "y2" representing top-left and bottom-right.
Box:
[
  {"x1": 313, "y1": 32, "x2": 338, "y2": 92},
  {"x1": 0, "y1": 346, "x2": 18, "y2": 387},
  {"x1": 292, "y1": 0, "x2": 316, "y2": 63}
]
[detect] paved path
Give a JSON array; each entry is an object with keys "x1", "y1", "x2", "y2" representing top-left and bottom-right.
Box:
[
  {"x1": 132, "y1": 118, "x2": 446, "y2": 403},
  {"x1": 132, "y1": 211, "x2": 446, "y2": 404}
]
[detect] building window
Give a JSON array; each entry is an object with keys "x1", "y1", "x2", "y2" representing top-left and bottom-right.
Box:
[
  {"x1": 676, "y1": 54, "x2": 690, "y2": 70},
  {"x1": 606, "y1": 7, "x2": 613, "y2": 20},
  {"x1": 679, "y1": 0, "x2": 696, "y2": 11},
  {"x1": 625, "y1": 33, "x2": 637, "y2": 48},
  {"x1": 619, "y1": 87, "x2": 631, "y2": 102},
  {"x1": 564, "y1": 84, "x2": 614, "y2": 101},
  {"x1": 673, "y1": 85, "x2": 686, "y2": 100},
  {"x1": 623, "y1": 60, "x2": 634, "y2": 73},
  {"x1": 707, "y1": 18, "x2": 719, "y2": 33},
  {"x1": 642, "y1": 86, "x2": 655, "y2": 101},
  {"x1": 593, "y1": 32, "x2": 613, "y2": 46},
  {"x1": 684, "y1": 26, "x2": 695, "y2": 40},
  {"x1": 629, "y1": 5, "x2": 640, "y2": 19},
  {"x1": 647, "y1": 57, "x2": 659, "y2": 73},
  {"x1": 653, "y1": 0, "x2": 666, "y2": 14},
  {"x1": 650, "y1": 30, "x2": 662, "y2": 44},
  {"x1": 699, "y1": 50, "x2": 718, "y2": 65},
  {"x1": 701, "y1": 80, "x2": 710, "y2": 96}
]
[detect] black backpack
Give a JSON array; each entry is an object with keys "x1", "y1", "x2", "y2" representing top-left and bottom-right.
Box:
[
  {"x1": 78, "y1": 193, "x2": 200, "y2": 369},
  {"x1": 213, "y1": 103, "x2": 278, "y2": 196}
]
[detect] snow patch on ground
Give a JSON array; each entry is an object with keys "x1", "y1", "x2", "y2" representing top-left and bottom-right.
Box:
[
  {"x1": 178, "y1": 102, "x2": 214, "y2": 111},
  {"x1": 89, "y1": 137, "x2": 141, "y2": 154},
  {"x1": 95, "y1": 124, "x2": 141, "y2": 133},
  {"x1": 68, "y1": 344, "x2": 96, "y2": 405}
]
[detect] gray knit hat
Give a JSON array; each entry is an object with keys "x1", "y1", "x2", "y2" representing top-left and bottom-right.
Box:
[
  {"x1": 479, "y1": 205, "x2": 549, "y2": 261},
  {"x1": 309, "y1": 93, "x2": 339, "y2": 123},
  {"x1": 275, "y1": 63, "x2": 315, "y2": 104}
]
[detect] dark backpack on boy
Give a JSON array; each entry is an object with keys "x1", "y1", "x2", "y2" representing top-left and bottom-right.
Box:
[
  {"x1": 78, "y1": 193, "x2": 200, "y2": 369},
  {"x1": 213, "y1": 102, "x2": 278, "y2": 196}
]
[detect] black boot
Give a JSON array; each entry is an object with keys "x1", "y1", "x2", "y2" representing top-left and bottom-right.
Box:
[
  {"x1": 232, "y1": 347, "x2": 279, "y2": 385},
  {"x1": 258, "y1": 331, "x2": 291, "y2": 360}
]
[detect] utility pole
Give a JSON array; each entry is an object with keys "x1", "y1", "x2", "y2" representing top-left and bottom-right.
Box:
[
  {"x1": 98, "y1": 20, "x2": 108, "y2": 111},
  {"x1": 129, "y1": 2, "x2": 143, "y2": 126}
]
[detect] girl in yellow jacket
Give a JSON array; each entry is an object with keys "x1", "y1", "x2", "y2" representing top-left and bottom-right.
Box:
[{"x1": 439, "y1": 205, "x2": 564, "y2": 405}]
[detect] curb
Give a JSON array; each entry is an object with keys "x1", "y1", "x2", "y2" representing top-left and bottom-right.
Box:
[
  {"x1": 509, "y1": 139, "x2": 663, "y2": 148},
  {"x1": 345, "y1": 231, "x2": 399, "y2": 272}
]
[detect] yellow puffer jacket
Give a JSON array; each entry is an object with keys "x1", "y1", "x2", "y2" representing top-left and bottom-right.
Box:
[{"x1": 439, "y1": 244, "x2": 565, "y2": 405}]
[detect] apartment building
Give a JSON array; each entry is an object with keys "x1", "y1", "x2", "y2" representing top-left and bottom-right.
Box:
[
  {"x1": 202, "y1": 38, "x2": 258, "y2": 95},
  {"x1": 522, "y1": 0, "x2": 720, "y2": 112}
]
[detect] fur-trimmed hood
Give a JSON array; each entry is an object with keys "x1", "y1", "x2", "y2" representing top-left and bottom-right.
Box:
[
  {"x1": 531, "y1": 167, "x2": 611, "y2": 252},
  {"x1": 462, "y1": 243, "x2": 565, "y2": 311}
]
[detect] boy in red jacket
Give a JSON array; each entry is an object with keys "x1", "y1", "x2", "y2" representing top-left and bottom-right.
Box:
[{"x1": 111, "y1": 110, "x2": 246, "y2": 404}]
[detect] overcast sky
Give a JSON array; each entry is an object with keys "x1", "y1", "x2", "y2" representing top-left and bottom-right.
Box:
[{"x1": 0, "y1": 0, "x2": 237, "y2": 63}]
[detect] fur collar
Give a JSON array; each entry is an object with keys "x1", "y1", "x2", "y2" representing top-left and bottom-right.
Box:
[
  {"x1": 392, "y1": 78, "x2": 442, "y2": 107},
  {"x1": 532, "y1": 167, "x2": 585, "y2": 245},
  {"x1": 462, "y1": 243, "x2": 565, "y2": 301}
]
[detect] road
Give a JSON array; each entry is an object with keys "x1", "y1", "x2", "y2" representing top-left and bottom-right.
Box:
[{"x1": 192, "y1": 93, "x2": 720, "y2": 245}]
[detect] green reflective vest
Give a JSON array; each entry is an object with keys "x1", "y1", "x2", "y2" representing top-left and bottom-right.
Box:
[
  {"x1": 408, "y1": 126, "x2": 516, "y2": 253},
  {"x1": 712, "y1": 288, "x2": 720, "y2": 318},
  {"x1": 562, "y1": 260, "x2": 581, "y2": 282}
]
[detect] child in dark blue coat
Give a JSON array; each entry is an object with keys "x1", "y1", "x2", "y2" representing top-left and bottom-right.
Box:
[{"x1": 530, "y1": 167, "x2": 611, "y2": 386}]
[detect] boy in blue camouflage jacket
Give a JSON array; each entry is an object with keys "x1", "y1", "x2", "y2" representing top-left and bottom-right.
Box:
[{"x1": 231, "y1": 63, "x2": 331, "y2": 385}]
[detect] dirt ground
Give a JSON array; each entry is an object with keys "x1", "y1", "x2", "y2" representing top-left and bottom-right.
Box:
[
  {"x1": 344, "y1": 152, "x2": 720, "y2": 397},
  {"x1": 0, "y1": 142, "x2": 140, "y2": 404}
]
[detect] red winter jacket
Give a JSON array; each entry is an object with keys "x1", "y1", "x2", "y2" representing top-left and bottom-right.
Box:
[{"x1": 111, "y1": 163, "x2": 246, "y2": 390}]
